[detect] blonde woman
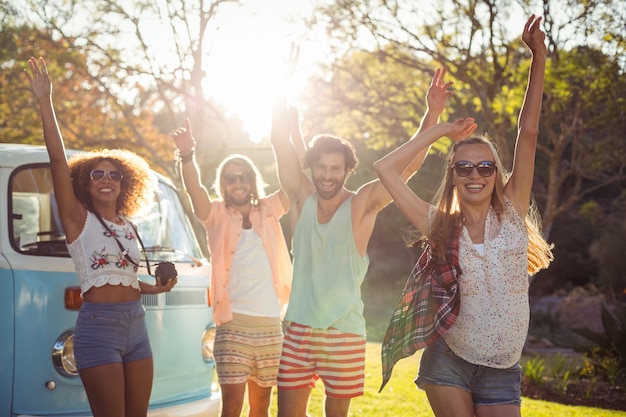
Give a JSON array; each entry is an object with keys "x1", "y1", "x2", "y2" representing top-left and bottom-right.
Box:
[{"x1": 374, "y1": 15, "x2": 553, "y2": 417}]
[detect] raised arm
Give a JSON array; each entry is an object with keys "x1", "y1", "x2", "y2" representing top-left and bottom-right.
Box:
[
  {"x1": 287, "y1": 105, "x2": 307, "y2": 169},
  {"x1": 506, "y1": 14, "x2": 547, "y2": 215},
  {"x1": 374, "y1": 119, "x2": 477, "y2": 234},
  {"x1": 352, "y1": 67, "x2": 460, "y2": 220},
  {"x1": 24, "y1": 57, "x2": 85, "y2": 241},
  {"x1": 171, "y1": 118, "x2": 212, "y2": 221},
  {"x1": 271, "y1": 43, "x2": 313, "y2": 216}
]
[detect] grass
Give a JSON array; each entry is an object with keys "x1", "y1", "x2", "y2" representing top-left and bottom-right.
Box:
[{"x1": 237, "y1": 341, "x2": 625, "y2": 416}]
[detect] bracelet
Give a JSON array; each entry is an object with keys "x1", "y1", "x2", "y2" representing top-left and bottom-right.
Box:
[{"x1": 178, "y1": 149, "x2": 195, "y2": 163}]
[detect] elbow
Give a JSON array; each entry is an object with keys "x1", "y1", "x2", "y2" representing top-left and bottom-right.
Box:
[
  {"x1": 518, "y1": 124, "x2": 539, "y2": 138},
  {"x1": 373, "y1": 159, "x2": 384, "y2": 176}
]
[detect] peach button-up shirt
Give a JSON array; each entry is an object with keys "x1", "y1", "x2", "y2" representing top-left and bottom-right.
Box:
[{"x1": 201, "y1": 191, "x2": 292, "y2": 325}]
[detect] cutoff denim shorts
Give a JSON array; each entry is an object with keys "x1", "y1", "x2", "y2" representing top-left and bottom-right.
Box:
[
  {"x1": 415, "y1": 337, "x2": 522, "y2": 407},
  {"x1": 73, "y1": 299, "x2": 152, "y2": 370}
]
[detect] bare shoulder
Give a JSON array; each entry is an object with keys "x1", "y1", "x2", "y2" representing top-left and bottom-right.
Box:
[{"x1": 353, "y1": 178, "x2": 392, "y2": 216}]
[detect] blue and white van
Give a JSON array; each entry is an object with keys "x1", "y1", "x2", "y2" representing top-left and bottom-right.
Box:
[{"x1": 0, "y1": 143, "x2": 221, "y2": 416}]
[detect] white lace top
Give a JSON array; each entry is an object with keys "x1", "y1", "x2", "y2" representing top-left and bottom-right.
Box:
[
  {"x1": 443, "y1": 198, "x2": 529, "y2": 368},
  {"x1": 67, "y1": 211, "x2": 141, "y2": 295}
]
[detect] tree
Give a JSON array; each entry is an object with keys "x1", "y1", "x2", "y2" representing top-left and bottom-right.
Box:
[
  {"x1": 297, "y1": 0, "x2": 626, "y2": 239},
  {"x1": 0, "y1": 24, "x2": 173, "y2": 174},
  {"x1": 8, "y1": 0, "x2": 247, "y2": 179}
]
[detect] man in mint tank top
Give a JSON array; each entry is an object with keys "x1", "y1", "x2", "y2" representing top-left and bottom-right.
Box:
[{"x1": 271, "y1": 44, "x2": 454, "y2": 417}]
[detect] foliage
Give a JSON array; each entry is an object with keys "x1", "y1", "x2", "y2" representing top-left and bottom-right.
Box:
[
  {"x1": 0, "y1": 23, "x2": 175, "y2": 174},
  {"x1": 5, "y1": 0, "x2": 249, "y2": 180},
  {"x1": 589, "y1": 215, "x2": 626, "y2": 300},
  {"x1": 525, "y1": 355, "x2": 547, "y2": 385},
  {"x1": 573, "y1": 303, "x2": 626, "y2": 387}
]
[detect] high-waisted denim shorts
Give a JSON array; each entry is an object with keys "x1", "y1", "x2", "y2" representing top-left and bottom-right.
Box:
[
  {"x1": 73, "y1": 299, "x2": 152, "y2": 370},
  {"x1": 415, "y1": 337, "x2": 522, "y2": 407}
]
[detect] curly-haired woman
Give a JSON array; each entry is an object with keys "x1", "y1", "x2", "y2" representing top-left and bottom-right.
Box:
[{"x1": 25, "y1": 57, "x2": 177, "y2": 417}]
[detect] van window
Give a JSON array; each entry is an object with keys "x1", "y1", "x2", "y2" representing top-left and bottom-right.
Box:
[
  {"x1": 10, "y1": 164, "x2": 66, "y2": 256},
  {"x1": 133, "y1": 182, "x2": 205, "y2": 264},
  {"x1": 9, "y1": 164, "x2": 204, "y2": 264}
]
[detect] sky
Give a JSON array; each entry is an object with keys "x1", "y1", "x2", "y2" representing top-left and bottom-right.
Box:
[
  {"x1": 14, "y1": 0, "x2": 320, "y2": 143},
  {"x1": 199, "y1": 1, "x2": 319, "y2": 142}
]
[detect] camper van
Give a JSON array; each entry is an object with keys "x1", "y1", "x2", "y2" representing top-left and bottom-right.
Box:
[{"x1": 0, "y1": 143, "x2": 220, "y2": 416}]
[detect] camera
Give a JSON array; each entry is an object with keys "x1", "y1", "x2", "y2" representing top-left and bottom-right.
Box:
[{"x1": 155, "y1": 261, "x2": 177, "y2": 286}]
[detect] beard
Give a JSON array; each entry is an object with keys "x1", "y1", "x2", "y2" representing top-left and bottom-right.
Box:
[
  {"x1": 313, "y1": 175, "x2": 346, "y2": 200},
  {"x1": 225, "y1": 191, "x2": 251, "y2": 207}
]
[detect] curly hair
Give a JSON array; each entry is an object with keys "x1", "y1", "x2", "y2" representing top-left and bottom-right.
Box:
[
  {"x1": 429, "y1": 136, "x2": 553, "y2": 274},
  {"x1": 212, "y1": 154, "x2": 267, "y2": 206},
  {"x1": 304, "y1": 134, "x2": 359, "y2": 174},
  {"x1": 67, "y1": 149, "x2": 157, "y2": 218}
]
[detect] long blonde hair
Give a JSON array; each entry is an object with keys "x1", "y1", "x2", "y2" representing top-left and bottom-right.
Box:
[
  {"x1": 212, "y1": 154, "x2": 267, "y2": 206},
  {"x1": 428, "y1": 137, "x2": 553, "y2": 274}
]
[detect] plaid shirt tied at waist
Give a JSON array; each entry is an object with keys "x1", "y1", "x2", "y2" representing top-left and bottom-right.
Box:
[{"x1": 379, "y1": 221, "x2": 461, "y2": 392}]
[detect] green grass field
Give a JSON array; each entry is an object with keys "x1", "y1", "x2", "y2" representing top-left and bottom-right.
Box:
[{"x1": 240, "y1": 341, "x2": 624, "y2": 416}]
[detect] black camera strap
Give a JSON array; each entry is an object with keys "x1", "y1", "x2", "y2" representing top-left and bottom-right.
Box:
[{"x1": 93, "y1": 211, "x2": 154, "y2": 277}]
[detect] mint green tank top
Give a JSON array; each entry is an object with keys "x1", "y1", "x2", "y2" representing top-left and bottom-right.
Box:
[{"x1": 285, "y1": 193, "x2": 369, "y2": 335}]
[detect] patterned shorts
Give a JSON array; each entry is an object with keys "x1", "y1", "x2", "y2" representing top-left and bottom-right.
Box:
[
  {"x1": 214, "y1": 313, "x2": 283, "y2": 387},
  {"x1": 278, "y1": 322, "x2": 366, "y2": 398}
]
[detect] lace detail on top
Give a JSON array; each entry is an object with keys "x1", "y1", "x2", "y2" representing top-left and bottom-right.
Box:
[
  {"x1": 443, "y1": 198, "x2": 529, "y2": 368},
  {"x1": 67, "y1": 211, "x2": 141, "y2": 295}
]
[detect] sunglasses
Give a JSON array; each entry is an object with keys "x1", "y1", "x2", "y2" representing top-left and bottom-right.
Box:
[
  {"x1": 224, "y1": 172, "x2": 252, "y2": 185},
  {"x1": 90, "y1": 169, "x2": 124, "y2": 182},
  {"x1": 452, "y1": 160, "x2": 497, "y2": 177}
]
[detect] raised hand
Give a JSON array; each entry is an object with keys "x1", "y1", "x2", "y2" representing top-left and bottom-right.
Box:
[
  {"x1": 170, "y1": 117, "x2": 196, "y2": 154},
  {"x1": 285, "y1": 41, "x2": 300, "y2": 83},
  {"x1": 447, "y1": 117, "x2": 478, "y2": 142},
  {"x1": 24, "y1": 57, "x2": 52, "y2": 102},
  {"x1": 522, "y1": 15, "x2": 547, "y2": 57},
  {"x1": 426, "y1": 67, "x2": 454, "y2": 116}
]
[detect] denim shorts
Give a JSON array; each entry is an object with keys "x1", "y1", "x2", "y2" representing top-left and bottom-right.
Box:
[
  {"x1": 73, "y1": 299, "x2": 152, "y2": 370},
  {"x1": 415, "y1": 337, "x2": 522, "y2": 407}
]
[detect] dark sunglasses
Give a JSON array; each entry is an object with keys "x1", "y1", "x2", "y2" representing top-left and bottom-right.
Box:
[
  {"x1": 452, "y1": 160, "x2": 497, "y2": 177},
  {"x1": 90, "y1": 169, "x2": 124, "y2": 182},
  {"x1": 224, "y1": 172, "x2": 252, "y2": 185}
]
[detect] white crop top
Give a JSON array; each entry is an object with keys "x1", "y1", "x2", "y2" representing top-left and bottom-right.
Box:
[{"x1": 67, "y1": 211, "x2": 141, "y2": 295}]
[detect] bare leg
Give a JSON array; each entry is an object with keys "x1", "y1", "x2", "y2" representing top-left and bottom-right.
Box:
[
  {"x1": 79, "y1": 362, "x2": 125, "y2": 417},
  {"x1": 324, "y1": 396, "x2": 351, "y2": 417},
  {"x1": 277, "y1": 387, "x2": 312, "y2": 417},
  {"x1": 424, "y1": 384, "x2": 475, "y2": 417},
  {"x1": 123, "y1": 357, "x2": 153, "y2": 417},
  {"x1": 220, "y1": 382, "x2": 247, "y2": 417},
  {"x1": 476, "y1": 404, "x2": 521, "y2": 417},
  {"x1": 247, "y1": 380, "x2": 273, "y2": 417}
]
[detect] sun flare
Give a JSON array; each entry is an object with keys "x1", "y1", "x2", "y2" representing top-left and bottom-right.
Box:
[{"x1": 202, "y1": 7, "x2": 310, "y2": 144}]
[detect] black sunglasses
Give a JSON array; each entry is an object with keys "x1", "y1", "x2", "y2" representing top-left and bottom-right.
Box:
[
  {"x1": 90, "y1": 169, "x2": 124, "y2": 182},
  {"x1": 224, "y1": 172, "x2": 252, "y2": 185},
  {"x1": 452, "y1": 160, "x2": 497, "y2": 177}
]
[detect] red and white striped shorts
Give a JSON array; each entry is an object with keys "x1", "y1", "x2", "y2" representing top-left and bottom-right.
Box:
[{"x1": 277, "y1": 322, "x2": 366, "y2": 398}]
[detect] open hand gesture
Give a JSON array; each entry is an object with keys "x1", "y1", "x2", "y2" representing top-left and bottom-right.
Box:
[
  {"x1": 447, "y1": 117, "x2": 478, "y2": 142},
  {"x1": 284, "y1": 42, "x2": 300, "y2": 84},
  {"x1": 426, "y1": 67, "x2": 454, "y2": 116},
  {"x1": 24, "y1": 57, "x2": 52, "y2": 102},
  {"x1": 522, "y1": 15, "x2": 547, "y2": 57}
]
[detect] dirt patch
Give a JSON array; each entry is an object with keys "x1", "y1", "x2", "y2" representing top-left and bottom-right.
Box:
[{"x1": 522, "y1": 377, "x2": 626, "y2": 411}]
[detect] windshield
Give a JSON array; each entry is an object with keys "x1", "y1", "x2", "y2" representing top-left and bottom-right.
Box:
[
  {"x1": 132, "y1": 182, "x2": 205, "y2": 263},
  {"x1": 9, "y1": 164, "x2": 204, "y2": 263}
]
